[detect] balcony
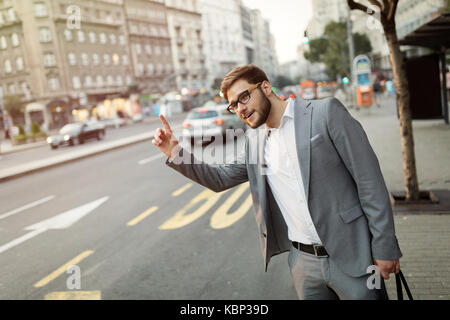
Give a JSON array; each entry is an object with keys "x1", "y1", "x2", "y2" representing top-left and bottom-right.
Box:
[{"x1": 176, "y1": 37, "x2": 184, "y2": 46}]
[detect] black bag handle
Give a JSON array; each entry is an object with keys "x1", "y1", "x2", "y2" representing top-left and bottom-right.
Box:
[{"x1": 395, "y1": 270, "x2": 413, "y2": 300}]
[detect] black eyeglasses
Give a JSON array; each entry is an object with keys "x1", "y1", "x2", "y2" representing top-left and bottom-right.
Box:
[{"x1": 227, "y1": 82, "x2": 262, "y2": 114}]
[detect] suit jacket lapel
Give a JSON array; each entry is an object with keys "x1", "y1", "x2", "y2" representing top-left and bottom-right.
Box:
[{"x1": 294, "y1": 99, "x2": 312, "y2": 200}]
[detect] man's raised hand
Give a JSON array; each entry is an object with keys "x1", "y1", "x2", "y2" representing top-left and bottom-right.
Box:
[{"x1": 152, "y1": 114, "x2": 179, "y2": 158}]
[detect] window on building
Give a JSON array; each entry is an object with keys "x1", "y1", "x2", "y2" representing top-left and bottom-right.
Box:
[
  {"x1": 122, "y1": 55, "x2": 129, "y2": 65},
  {"x1": 8, "y1": 83, "x2": 16, "y2": 94},
  {"x1": 6, "y1": 8, "x2": 16, "y2": 22},
  {"x1": 145, "y1": 44, "x2": 152, "y2": 55},
  {"x1": 103, "y1": 54, "x2": 110, "y2": 65},
  {"x1": 4, "y1": 59, "x2": 12, "y2": 73},
  {"x1": 89, "y1": 32, "x2": 96, "y2": 43},
  {"x1": 147, "y1": 63, "x2": 155, "y2": 75},
  {"x1": 112, "y1": 53, "x2": 119, "y2": 65},
  {"x1": 0, "y1": 12, "x2": 4, "y2": 25},
  {"x1": 135, "y1": 43, "x2": 142, "y2": 55},
  {"x1": 16, "y1": 56, "x2": 24, "y2": 71},
  {"x1": 44, "y1": 53, "x2": 56, "y2": 66},
  {"x1": 81, "y1": 53, "x2": 89, "y2": 66},
  {"x1": 68, "y1": 52, "x2": 76, "y2": 65},
  {"x1": 96, "y1": 75, "x2": 103, "y2": 87},
  {"x1": 77, "y1": 30, "x2": 85, "y2": 43},
  {"x1": 109, "y1": 34, "x2": 116, "y2": 44},
  {"x1": 34, "y1": 3, "x2": 47, "y2": 17},
  {"x1": 11, "y1": 33, "x2": 19, "y2": 47},
  {"x1": 64, "y1": 29, "x2": 72, "y2": 41},
  {"x1": 138, "y1": 63, "x2": 144, "y2": 75},
  {"x1": 119, "y1": 35, "x2": 125, "y2": 45},
  {"x1": 0, "y1": 36, "x2": 7, "y2": 49},
  {"x1": 20, "y1": 82, "x2": 29, "y2": 96},
  {"x1": 116, "y1": 75, "x2": 123, "y2": 86},
  {"x1": 48, "y1": 77, "x2": 60, "y2": 90},
  {"x1": 92, "y1": 53, "x2": 100, "y2": 65},
  {"x1": 106, "y1": 75, "x2": 114, "y2": 86},
  {"x1": 40, "y1": 28, "x2": 52, "y2": 42},
  {"x1": 72, "y1": 76, "x2": 81, "y2": 89},
  {"x1": 100, "y1": 32, "x2": 107, "y2": 44},
  {"x1": 157, "y1": 63, "x2": 163, "y2": 74},
  {"x1": 166, "y1": 64, "x2": 172, "y2": 74},
  {"x1": 155, "y1": 46, "x2": 161, "y2": 55},
  {"x1": 85, "y1": 76, "x2": 93, "y2": 87},
  {"x1": 126, "y1": 75, "x2": 132, "y2": 85}
]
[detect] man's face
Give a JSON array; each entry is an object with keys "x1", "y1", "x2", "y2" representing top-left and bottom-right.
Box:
[{"x1": 226, "y1": 79, "x2": 271, "y2": 129}]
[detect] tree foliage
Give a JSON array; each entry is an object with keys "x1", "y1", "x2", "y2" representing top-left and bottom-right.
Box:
[{"x1": 304, "y1": 21, "x2": 372, "y2": 79}]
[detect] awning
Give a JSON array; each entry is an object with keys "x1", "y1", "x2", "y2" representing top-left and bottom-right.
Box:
[{"x1": 399, "y1": 13, "x2": 450, "y2": 49}]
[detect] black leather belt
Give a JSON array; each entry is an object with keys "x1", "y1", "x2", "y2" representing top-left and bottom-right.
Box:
[{"x1": 292, "y1": 241, "x2": 328, "y2": 257}]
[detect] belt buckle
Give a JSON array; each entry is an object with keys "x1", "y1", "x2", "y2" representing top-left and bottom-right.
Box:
[{"x1": 313, "y1": 244, "x2": 322, "y2": 257}]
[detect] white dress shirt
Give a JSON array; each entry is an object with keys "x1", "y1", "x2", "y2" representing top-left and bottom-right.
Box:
[{"x1": 264, "y1": 99, "x2": 322, "y2": 245}]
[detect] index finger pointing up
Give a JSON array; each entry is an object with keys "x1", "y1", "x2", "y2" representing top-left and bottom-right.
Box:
[{"x1": 159, "y1": 114, "x2": 172, "y2": 133}]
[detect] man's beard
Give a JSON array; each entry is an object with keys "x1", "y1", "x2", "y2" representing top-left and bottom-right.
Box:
[{"x1": 248, "y1": 93, "x2": 271, "y2": 129}]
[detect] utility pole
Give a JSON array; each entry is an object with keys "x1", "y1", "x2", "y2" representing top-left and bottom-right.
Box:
[{"x1": 346, "y1": 6, "x2": 356, "y2": 108}]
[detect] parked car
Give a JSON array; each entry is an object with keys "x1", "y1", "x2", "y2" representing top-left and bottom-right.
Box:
[
  {"x1": 100, "y1": 117, "x2": 127, "y2": 129},
  {"x1": 47, "y1": 121, "x2": 105, "y2": 149},
  {"x1": 181, "y1": 104, "x2": 247, "y2": 145},
  {"x1": 316, "y1": 85, "x2": 334, "y2": 99}
]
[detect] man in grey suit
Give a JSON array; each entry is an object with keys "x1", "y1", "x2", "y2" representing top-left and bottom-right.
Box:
[{"x1": 152, "y1": 64, "x2": 402, "y2": 300}]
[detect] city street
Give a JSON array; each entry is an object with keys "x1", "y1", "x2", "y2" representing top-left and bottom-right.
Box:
[
  {"x1": 1, "y1": 96, "x2": 449, "y2": 300},
  {"x1": 0, "y1": 127, "x2": 296, "y2": 300}
]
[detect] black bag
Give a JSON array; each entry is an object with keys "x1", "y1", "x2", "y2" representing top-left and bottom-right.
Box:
[{"x1": 384, "y1": 270, "x2": 413, "y2": 300}]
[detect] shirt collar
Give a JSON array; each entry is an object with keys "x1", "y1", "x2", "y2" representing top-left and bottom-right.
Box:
[{"x1": 265, "y1": 98, "x2": 295, "y2": 136}]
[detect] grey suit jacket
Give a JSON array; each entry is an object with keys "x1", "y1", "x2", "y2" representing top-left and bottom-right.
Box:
[{"x1": 166, "y1": 97, "x2": 402, "y2": 277}]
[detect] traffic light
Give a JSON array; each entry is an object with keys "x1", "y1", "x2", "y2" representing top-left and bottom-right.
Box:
[
  {"x1": 342, "y1": 77, "x2": 349, "y2": 84},
  {"x1": 303, "y1": 30, "x2": 309, "y2": 44}
]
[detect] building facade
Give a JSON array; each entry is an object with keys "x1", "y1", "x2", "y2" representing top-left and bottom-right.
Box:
[{"x1": 165, "y1": 0, "x2": 207, "y2": 93}]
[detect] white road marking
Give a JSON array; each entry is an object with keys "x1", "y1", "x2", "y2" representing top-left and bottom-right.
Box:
[
  {"x1": 0, "y1": 196, "x2": 109, "y2": 254},
  {"x1": 138, "y1": 153, "x2": 165, "y2": 165},
  {"x1": 0, "y1": 195, "x2": 56, "y2": 221}
]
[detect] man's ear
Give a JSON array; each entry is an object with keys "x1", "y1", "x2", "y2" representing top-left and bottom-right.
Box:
[{"x1": 262, "y1": 81, "x2": 272, "y2": 97}]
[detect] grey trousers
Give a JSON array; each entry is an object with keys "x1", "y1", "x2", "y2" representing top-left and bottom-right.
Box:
[{"x1": 288, "y1": 244, "x2": 388, "y2": 300}]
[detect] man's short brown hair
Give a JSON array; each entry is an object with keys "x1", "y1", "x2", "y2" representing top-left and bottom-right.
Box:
[{"x1": 220, "y1": 64, "x2": 269, "y2": 101}]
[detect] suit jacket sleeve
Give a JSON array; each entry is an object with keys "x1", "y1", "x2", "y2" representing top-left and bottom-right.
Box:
[
  {"x1": 326, "y1": 98, "x2": 402, "y2": 261},
  {"x1": 165, "y1": 139, "x2": 249, "y2": 193}
]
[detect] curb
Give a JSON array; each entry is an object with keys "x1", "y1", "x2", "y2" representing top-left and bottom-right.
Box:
[{"x1": 0, "y1": 121, "x2": 185, "y2": 183}]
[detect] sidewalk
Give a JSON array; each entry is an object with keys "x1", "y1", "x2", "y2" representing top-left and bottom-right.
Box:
[{"x1": 348, "y1": 96, "x2": 450, "y2": 300}]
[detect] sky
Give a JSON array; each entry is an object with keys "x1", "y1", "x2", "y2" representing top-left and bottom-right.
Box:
[{"x1": 242, "y1": 0, "x2": 313, "y2": 65}]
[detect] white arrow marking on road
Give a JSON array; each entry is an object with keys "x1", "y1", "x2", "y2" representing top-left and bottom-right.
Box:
[
  {"x1": 0, "y1": 195, "x2": 56, "y2": 221},
  {"x1": 0, "y1": 196, "x2": 109, "y2": 254}
]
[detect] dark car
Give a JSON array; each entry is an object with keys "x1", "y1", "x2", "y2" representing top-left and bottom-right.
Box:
[{"x1": 47, "y1": 121, "x2": 105, "y2": 149}]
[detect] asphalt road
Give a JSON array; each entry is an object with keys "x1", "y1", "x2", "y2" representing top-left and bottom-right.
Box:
[{"x1": 0, "y1": 124, "x2": 297, "y2": 300}]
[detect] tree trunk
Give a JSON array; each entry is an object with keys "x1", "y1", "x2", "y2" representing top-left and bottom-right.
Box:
[{"x1": 383, "y1": 24, "x2": 420, "y2": 201}]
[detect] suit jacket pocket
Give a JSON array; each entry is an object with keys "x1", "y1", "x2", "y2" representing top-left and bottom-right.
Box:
[
  {"x1": 311, "y1": 134, "x2": 325, "y2": 147},
  {"x1": 339, "y1": 205, "x2": 364, "y2": 223}
]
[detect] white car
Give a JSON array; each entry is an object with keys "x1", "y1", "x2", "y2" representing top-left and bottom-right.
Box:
[{"x1": 182, "y1": 105, "x2": 247, "y2": 145}]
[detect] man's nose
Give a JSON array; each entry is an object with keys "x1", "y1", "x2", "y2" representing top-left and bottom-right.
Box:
[{"x1": 236, "y1": 102, "x2": 248, "y2": 116}]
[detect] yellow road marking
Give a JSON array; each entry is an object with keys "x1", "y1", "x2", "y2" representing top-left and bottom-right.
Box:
[
  {"x1": 210, "y1": 183, "x2": 252, "y2": 229},
  {"x1": 34, "y1": 250, "x2": 94, "y2": 288},
  {"x1": 159, "y1": 189, "x2": 225, "y2": 230},
  {"x1": 172, "y1": 183, "x2": 193, "y2": 197},
  {"x1": 44, "y1": 290, "x2": 101, "y2": 300},
  {"x1": 127, "y1": 206, "x2": 159, "y2": 226}
]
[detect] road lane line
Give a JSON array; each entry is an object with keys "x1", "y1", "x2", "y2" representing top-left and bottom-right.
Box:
[
  {"x1": 0, "y1": 195, "x2": 55, "y2": 221},
  {"x1": 0, "y1": 229, "x2": 47, "y2": 254},
  {"x1": 34, "y1": 250, "x2": 94, "y2": 288},
  {"x1": 44, "y1": 290, "x2": 101, "y2": 300},
  {"x1": 210, "y1": 183, "x2": 252, "y2": 229},
  {"x1": 127, "y1": 206, "x2": 159, "y2": 226},
  {"x1": 172, "y1": 183, "x2": 192, "y2": 197},
  {"x1": 138, "y1": 153, "x2": 165, "y2": 165},
  {"x1": 159, "y1": 189, "x2": 226, "y2": 230}
]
